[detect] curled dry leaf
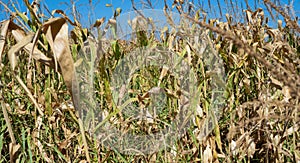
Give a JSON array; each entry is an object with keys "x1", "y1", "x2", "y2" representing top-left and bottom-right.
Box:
[
  {"x1": 5, "y1": 20, "x2": 53, "y2": 67},
  {"x1": 1, "y1": 20, "x2": 50, "y2": 68},
  {"x1": 8, "y1": 33, "x2": 34, "y2": 70},
  {"x1": 51, "y1": 10, "x2": 78, "y2": 26},
  {"x1": 42, "y1": 18, "x2": 75, "y2": 92}
]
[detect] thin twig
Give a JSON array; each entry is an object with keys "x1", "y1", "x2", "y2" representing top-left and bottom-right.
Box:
[{"x1": 15, "y1": 74, "x2": 44, "y2": 116}]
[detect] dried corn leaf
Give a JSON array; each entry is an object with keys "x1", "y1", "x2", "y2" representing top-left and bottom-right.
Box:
[
  {"x1": 42, "y1": 18, "x2": 77, "y2": 101},
  {"x1": 8, "y1": 20, "x2": 53, "y2": 67},
  {"x1": 8, "y1": 33, "x2": 34, "y2": 70},
  {"x1": 51, "y1": 10, "x2": 77, "y2": 26}
]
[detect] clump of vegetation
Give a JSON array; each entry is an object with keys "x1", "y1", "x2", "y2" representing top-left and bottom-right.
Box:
[{"x1": 0, "y1": 0, "x2": 299, "y2": 162}]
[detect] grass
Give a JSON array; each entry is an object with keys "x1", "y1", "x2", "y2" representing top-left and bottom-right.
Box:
[{"x1": 0, "y1": 0, "x2": 299, "y2": 162}]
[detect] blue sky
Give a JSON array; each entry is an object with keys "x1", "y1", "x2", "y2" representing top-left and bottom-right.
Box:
[{"x1": 0, "y1": 0, "x2": 299, "y2": 28}]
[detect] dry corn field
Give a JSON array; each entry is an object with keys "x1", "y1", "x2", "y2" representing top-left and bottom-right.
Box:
[{"x1": 0, "y1": 0, "x2": 299, "y2": 162}]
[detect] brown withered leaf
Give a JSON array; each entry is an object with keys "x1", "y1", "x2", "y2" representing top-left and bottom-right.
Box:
[
  {"x1": 8, "y1": 20, "x2": 53, "y2": 67},
  {"x1": 42, "y1": 18, "x2": 78, "y2": 106},
  {"x1": 9, "y1": 143, "x2": 21, "y2": 162},
  {"x1": 8, "y1": 33, "x2": 34, "y2": 70},
  {"x1": 52, "y1": 10, "x2": 78, "y2": 26}
]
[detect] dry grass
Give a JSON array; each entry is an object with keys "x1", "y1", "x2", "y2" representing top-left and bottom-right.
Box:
[{"x1": 0, "y1": 0, "x2": 299, "y2": 162}]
